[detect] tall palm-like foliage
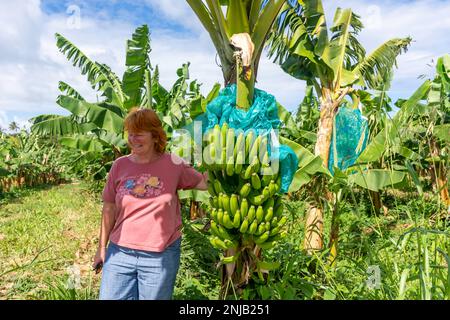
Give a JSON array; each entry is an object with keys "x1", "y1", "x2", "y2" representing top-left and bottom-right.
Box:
[
  {"x1": 267, "y1": 0, "x2": 412, "y2": 253},
  {"x1": 187, "y1": 0, "x2": 285, "y2": 109}
]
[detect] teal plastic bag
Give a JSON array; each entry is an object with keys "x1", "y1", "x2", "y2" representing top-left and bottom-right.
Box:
[{"x1": 328, "y1": 106, "x2": 369, "y2": 174}]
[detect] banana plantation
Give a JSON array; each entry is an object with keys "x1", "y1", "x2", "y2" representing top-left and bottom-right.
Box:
[{"x1": 0, "y1": 0, "x2": 449, "y2": 301}]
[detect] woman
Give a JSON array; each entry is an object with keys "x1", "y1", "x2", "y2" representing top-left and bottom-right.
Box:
[{"x1": 92, "y1": 108, "x2": 208, "y2": 300}]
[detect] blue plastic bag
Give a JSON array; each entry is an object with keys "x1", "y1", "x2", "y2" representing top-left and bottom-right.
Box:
[{"x1": 328, "y1": 106, "x2": 369, "y2": 174}]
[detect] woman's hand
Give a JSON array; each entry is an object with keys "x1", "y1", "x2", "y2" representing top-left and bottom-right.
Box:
[
  {"x1": 92, "y1": 246, "x2": 106, "y2": 274},
  {"x1": 195, "y1": 171, "x2": 209, "y2": 191}
]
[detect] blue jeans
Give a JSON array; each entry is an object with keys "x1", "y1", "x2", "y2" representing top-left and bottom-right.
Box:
[{"x1": 99, "y1": 238, "x2": 181, "y2": 300}]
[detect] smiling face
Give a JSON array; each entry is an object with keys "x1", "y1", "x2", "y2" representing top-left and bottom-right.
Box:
[{"x1": 128, "y1": 131, "x2": 156, "y2": 156}]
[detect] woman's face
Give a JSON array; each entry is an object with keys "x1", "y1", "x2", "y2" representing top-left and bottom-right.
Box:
[{"x1": 128, "y1": 131, "x2": 156, "y2": 155}]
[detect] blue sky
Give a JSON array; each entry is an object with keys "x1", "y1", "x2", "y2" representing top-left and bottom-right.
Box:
[{"x1": 0, "y1": 0, "x2": 449, "y2": 131}]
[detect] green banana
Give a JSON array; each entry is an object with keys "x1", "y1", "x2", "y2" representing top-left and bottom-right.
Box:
[
  {"x1": 234, "y1": 151, "x2": 244, "y2": 174},
  {"x1": 221, "y1": 253, "x2": 239, "y2": 264},
  {"x1": 210, "y1": 237, "x2": 229, "y2": 250},
  {"x1": 217, "y1": 223, "x2": 233, "y2": 240},
  {"x1": 223, "y1": 239, "x2": 238, "y2": 249},
  {"x1": 274, "y1": 203, "x2": 284, "y2": 217},
  {"x1": 239, "y1": 218, "x2": 249, "y2": 233},
  {"x1": 210, "y1": 221, "x2": 221, "y2": 237},
  {"x1": 277, "y1": 216, "x2": 287, "y2": 227},
  {"x1": 264, "y1": 207, "x2": 274, "y2": 222},
  {"x1": 256, "y1": 206, "x2": 264, "y2": 223},
  {"x1": 226, "y1": 156, "x2": 234, "y2": 176},
  {"x1": 254, "y1": 231, "x2": 270, "y2": 244},
  {"x1": 245, "y1": 130, "x2": 255, "y2": 155},
  {"x1": 221, "y1": 123, "x2": 228, "y2": 149},
  {"x1": 251, "y1": 173, "x2": 261, "y2": 190},
  {"x1": 222, "y1": 194, "x2": 231, "y2": 213},
  {"x1": 232, "y1": 209, "x2": 241, "y2": 228},
  {"x1": 249, "y1": 194, "x2": 264, "y2": 206},
  {"x1": 220, "y1": 147, "x2": 226, "y2": 170},
  {"x1": 261, "y1": 168, "x2": 274, "y2": 186},
  {"x1": 213, "y1": 124, "x2": 220, "y2": 144},
  {"x1": 217, "y1": 208, "x2": 224, "y2": 225},
  {"x1": 247, "y1": 205, "x2": 256, "y2": 223},
  {"x1": 256, "y1": 222, "x2": 266, "y2": 236},
  {"x1": 234, "y1": 132, "x2": 244, "y2": 159},
  {"x1": 226, "y1": 128, "x2": 235, "y2": 159},
  {"x1": 248, "y1": 219, "x2": 258, "y2": 234},
  {"x1": 263, "y1": 198, "x2": 275, "y2": 213},
  {"x1": 268, "y1": 180, "x2": 279, "y2": 196},
  {"x1": 210, "y1": 208, "x2": 218, "y2": 223},
  {"x1": 213, "y1": 180, "x2": 222, "y2": 195},
  {"x1": 262, "y1": 186, "x2": 270, "y2": 200},
  {"x1": 239, "y1": 183, "x2": 251, "y2": 197},
  {"x1": 243, "y1": 162, "x2": 253, "y2": 180},
  {"x1": 249, "y1": 135, "x2": 261, "y2": 163},
  {"x1": 230, "y1": 194, "x2": 239, "y2": 215},
  {"x1": 257, "y1": 240, "x2": 277, "y2": 250},
  {"x1": 222, "y1": 211, "x2": 234, "y2": 229},
  {"x1": 270, "y1": 225, "x2": 282, "y2": 236},
  {"x1": 240, "y1": 198, "x2": 249, "y2": 217},
  {"x1": 209, "y1": 143, "x2": 217, "y2": 168},
  {"x1": 259, "y1": 136, "x2": 268, "y2": 162}
]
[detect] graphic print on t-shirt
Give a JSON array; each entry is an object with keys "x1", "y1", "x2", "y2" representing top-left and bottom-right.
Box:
[{"x1": 118, "y1": 174, "x2": 165, "y2": 199}]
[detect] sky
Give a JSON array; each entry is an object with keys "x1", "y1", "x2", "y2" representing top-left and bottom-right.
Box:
[{"x1": 0, "y1": 0, "x2": 449, "y2": 131}]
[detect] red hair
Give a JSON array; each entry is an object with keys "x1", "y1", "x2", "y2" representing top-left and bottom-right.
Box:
[{"x1": 124, "y1": 108, "x2": 167, "y2": 154}]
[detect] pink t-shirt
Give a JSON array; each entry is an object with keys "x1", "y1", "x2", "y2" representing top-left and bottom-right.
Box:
[{"x1": 102, "y1": 153, "x2": 203, "y2": 252}]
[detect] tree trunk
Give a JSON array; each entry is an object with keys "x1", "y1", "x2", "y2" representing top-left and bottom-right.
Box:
[
  {"x1": 328, "y1": 197, "x2": 339, "y2": 266},
  {"x1": 430, "y1": 138, "x2": 450, "y2": 206},
  {"x1": 304, "y1": 207, "x2": 324, "y2": 254},
  {"x1": 304, "y1": 94, "x2": 334, "y2": 253},
  {"x1": 369, "y1": 190, "x2": 383, "y2": 215}
]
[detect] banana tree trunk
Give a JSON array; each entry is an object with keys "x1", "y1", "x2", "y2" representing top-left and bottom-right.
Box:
[
  {"x1": 219, "y1": 245, "x2": 261, "y2": 299},
  {"x1": 304, "y1": 88, "x2": 350, "y2": 256},
  {"x1": 430, "y1": 138, "x2": 450, "y2": 206},
  {"x1": 304, "y1": 94, "x2": 334, "y2": 253}
]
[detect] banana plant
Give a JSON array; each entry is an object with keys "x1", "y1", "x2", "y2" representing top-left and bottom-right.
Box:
[
  {"x1": 267, "y1": 0, "x2": 412, "y2": 254},
  {"x1": 31, "y1": 24, "x2": 211, "y2": 180},
  {"x1": 187, "y1": 0, "x2": 286, "y2": 109},
  {"x1": 362, "y1": 54, "x2": 450, "y2": 207}
]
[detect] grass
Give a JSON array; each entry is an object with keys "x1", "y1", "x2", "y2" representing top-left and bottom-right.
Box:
[
  {"x1": 0, "y1": 183, "x2": 448, "y2": 300},
  {"x1": 0, "y1": 182, "x2": 101, "y2": 299}
]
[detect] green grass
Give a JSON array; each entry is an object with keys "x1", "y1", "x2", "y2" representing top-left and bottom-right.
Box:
[
  {"x1": 0, "y1": 183, "x2": 101, "y2": 299},
  {"x1": 0, "y1": 183, "x2": 448, "y2": 300}
]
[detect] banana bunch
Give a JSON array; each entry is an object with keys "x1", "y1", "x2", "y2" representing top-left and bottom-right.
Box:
[{"x1": 204, "y1": 123, "x2": 287, "y2": 259}]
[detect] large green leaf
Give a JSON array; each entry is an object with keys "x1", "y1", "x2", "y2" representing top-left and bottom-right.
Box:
[
  {"x1": 60, "y1": 135, "x2": 104, "y2": 153},
  {"x1": 277, "y1": 102, "x2": 298, "y2": 134},
  {"x1": 434, "y1": 124, "x2": 450, "y2": 143},
  {"x1": 58, "y1": 81, "x2": 85, "y2": 101},
  {"x1": 122, "y1": 25, "x2": 151, "y2": 110},
  {"x1": 227, "y1": 0, "x2": 250, "y2": 35},
  {"x1": 320, "y1": 8, "x2": 353, "y2": 86},
  {"x1": 252, "y1": 0, "x2": 285, "y2": 62},
  {"x1": 357, "y1": 80, "x2": 431, "y2": 163},
  {"x1": 56, "y1": 96, "x2": 124, "y2": 134},
  {"x1": 55, "y1": 33, "x2": 124, "y2": 106},
  {"x1": 353, "y1": 38, "x2": 412, "y2": 90},
  {"x1": 347, "y1": 169, "x2": 406, "y2": 192},
  {"x1": 30, "y1": 115, "x2": 97, "y2": 136}
]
